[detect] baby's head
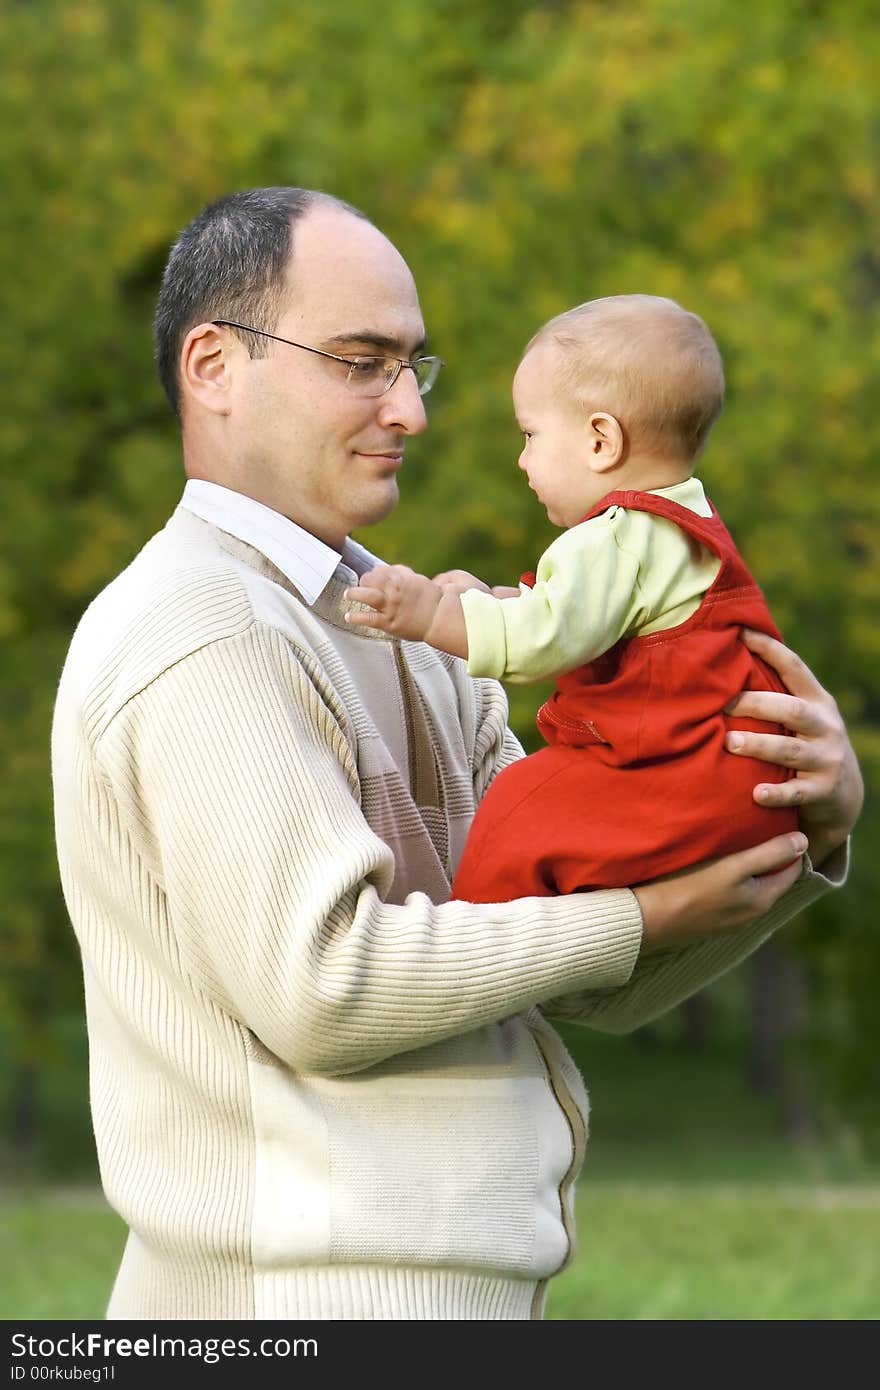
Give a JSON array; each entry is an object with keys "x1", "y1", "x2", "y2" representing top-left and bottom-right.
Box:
[{"x1": 513, "y1": 294, "x2": 725, "y2": 527}]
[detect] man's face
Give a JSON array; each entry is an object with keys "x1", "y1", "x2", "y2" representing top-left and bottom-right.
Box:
[
  {"x1": 231, "y1": 207, "x2": 429, "y2": 547},
  {"x1": 512, "y1": 344, "x2": 606, "y2": 528}
]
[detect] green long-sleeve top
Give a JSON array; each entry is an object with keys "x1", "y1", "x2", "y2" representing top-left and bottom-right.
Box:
[{"x1": 462, "y1": 478, "x2": 720, "y2": 681}]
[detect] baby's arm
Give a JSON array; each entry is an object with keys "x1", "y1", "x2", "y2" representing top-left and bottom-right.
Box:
[{"x1": 345, "y1": 564, "x2": 470, "y2": 657}]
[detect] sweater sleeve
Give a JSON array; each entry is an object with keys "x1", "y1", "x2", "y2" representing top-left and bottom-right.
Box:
[
  {"x1": 543, "y1": 846, "x2": 848, "y2": 1033},
  {"x1": 97, "y1": 622, "x2": 644, "y2": 1076}
]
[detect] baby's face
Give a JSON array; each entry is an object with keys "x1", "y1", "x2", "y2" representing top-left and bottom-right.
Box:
[{"x1": 512, "y1": 344, "x2": 612, "y2": 527}]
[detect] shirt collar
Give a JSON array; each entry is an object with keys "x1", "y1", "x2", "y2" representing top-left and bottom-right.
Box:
[
  {"x1": 180, "y1": 480, "x2": 375, "y2": 605},
  {"x1": 650, "y1": 476, "x2": 711, "y2": 516}
]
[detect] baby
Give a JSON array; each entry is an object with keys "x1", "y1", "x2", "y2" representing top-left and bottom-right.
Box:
[{"x1": 345, "y1": 294, "x2": 797, "y2": 900}]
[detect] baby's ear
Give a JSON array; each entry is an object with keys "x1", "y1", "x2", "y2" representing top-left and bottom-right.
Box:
[{"x1": 586, "y1": 411, "x2": 625, "y2": 473}]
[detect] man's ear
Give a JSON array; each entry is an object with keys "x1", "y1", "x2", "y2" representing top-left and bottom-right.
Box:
[
  {"x1": 180, "y1": 323, "x2": 236, "y2": 416},
  {"x1": 586, "y1": 411, "x2": 626, "y2": 473}
]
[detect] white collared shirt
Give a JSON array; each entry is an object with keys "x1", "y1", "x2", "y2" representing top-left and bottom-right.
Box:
[{"x1": 180, "y1": 479, "x2": 375, "y2": 606}]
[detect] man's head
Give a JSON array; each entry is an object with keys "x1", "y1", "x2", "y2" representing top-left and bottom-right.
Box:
[
  {"x1": 155, "y1": 187, "x2": 431, "y2": 547},
  {"x1": 512, "y1": 295, "x2": 725, "y2": 527}
]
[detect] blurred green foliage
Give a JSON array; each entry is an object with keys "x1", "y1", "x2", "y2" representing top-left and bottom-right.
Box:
[{"x1": 1, "y1": 0, "x2": 877, "y2": 1162}]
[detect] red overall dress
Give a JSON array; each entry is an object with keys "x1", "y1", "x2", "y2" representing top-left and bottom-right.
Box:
[{"x1": 452, "y1": 489, "x2": 798, "y2": 901}]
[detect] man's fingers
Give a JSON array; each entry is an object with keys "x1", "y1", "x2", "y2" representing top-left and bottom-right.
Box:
[
  {"x1": 725, "y1": 728, "x2": 823, "y2": 769},
  {"x1": 724, "y1": 688, "x2": 825, "y2": 735},
  {"x1": 745, "y1": 829, "x2": 809, "y2": 915},
  {"x1": 739, "y1": 628, "x2": 826, "y2": 700},
  {"x1": 751, "y1": 777, "x2": 810, "y2": 807},
  {"x1": 748, "y1": 854, "x2": 806, "y2": 914},
  {"x1": 736, "y1": 830, "x2": 808, "y2": 881}
]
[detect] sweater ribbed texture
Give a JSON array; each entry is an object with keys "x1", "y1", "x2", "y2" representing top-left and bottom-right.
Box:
[{"x1": 51, "y1": 506, "x2": 839, "y2": 1320}]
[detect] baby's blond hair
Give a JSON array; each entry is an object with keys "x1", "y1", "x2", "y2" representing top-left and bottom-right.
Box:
[{"x1": 528, "y1": 294, "x2": 725, "y2": 461}]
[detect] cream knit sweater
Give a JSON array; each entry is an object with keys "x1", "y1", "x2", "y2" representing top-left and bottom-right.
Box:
[{"x1": 51, "y1": 504, "x2": 839, "y2": 1321}]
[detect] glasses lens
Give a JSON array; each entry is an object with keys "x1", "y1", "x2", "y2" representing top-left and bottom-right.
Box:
[
  {"x1": 345, "y1": 358, "x2": 398, "y2": 397},
  {"x1": 345, "y1": 355, "x2": 442, "y2": 397},
  {"x1": 414, "y1": 357, "x2": 442, "y2": 396}
]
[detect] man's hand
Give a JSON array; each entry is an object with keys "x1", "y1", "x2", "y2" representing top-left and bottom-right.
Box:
[
  {"x1": 345, "y1": 564, "x2": 470, "y2": 658},
  {"x1": 725, "y1": 629, "x2": 864, "y2": 868},
  {"x1": 634, "y1": 831, "x2": 809, "y2": 953}
]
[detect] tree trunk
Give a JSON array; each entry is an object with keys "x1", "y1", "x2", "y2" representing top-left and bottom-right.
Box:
[
  {"x1": 680, "y1": 991, "x2": 712, "y2": 1049},
  {"x1": 10, "y1": 1060, "x2": 39, "y2": 1150},
  {"x1": 747, "y1": 939, "x2": 815, "y2": 1143}
]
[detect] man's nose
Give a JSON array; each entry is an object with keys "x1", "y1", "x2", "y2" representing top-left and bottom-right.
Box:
[{"x1": 377, "y1": 366, "x2": 428, "y2": 434}]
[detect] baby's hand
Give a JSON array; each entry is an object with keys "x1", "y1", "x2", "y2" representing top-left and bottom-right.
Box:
[
  {"x1": 432, "y1": 569, "x2": 491, "y2": 596},
  {"x1": 344, "y1": 564, "x2": 443, "y2": 641},
  {"x1": 345, "y1": 564, "x2": 470, "y2": 657}
]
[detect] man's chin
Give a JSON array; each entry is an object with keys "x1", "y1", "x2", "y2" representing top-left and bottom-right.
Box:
[{"x1": 352, "y1": 479, "x2": 400, "y2": 530}]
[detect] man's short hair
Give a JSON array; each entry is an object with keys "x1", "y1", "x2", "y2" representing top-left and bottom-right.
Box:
[
  {"x1": 154, "y1": 186, "x2": 368, "y2": 418},
  {"x1": 529, "y1": 294, "x2": 726, "y2": 460}
]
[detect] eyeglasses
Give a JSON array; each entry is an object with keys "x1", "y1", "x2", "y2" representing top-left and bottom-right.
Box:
[{"x1": 212, "y1": 320, "x2": 443, "y2": 397}]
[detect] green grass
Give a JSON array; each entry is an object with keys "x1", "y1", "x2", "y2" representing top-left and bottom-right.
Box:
[
  {"x1": 546, "y1": 1181, "x2": 880, "y2": 1319},
  {"x1": 544, "y1": 1027, "x2": 880, "y2": 1317},
  {"x1": 0, "y1": 1187, "x2": 126, "y2": 1320}
]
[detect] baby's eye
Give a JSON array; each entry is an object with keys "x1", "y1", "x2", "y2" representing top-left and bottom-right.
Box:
[{"x1": 521, "y1": 431, "x2": 532, "y2": 441}]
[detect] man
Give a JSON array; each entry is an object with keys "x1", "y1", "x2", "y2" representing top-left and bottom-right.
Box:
[{"x1": 52, "y1": 187, "x2": 861, "y2": 1321}]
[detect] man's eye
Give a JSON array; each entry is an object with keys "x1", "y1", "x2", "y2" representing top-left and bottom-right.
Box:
[{"x1": 349, "y1": 358, "x2": 387, "y2": 379}]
